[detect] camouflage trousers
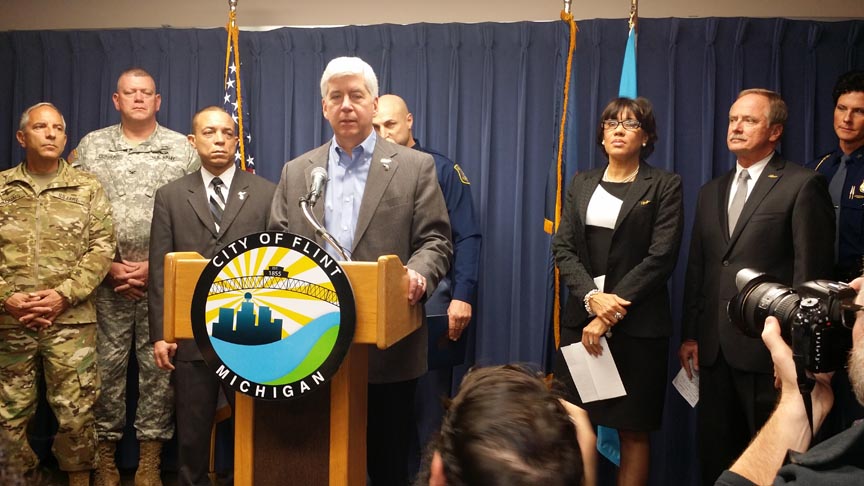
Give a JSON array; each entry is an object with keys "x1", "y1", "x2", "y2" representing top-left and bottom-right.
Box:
[
  {"x1": 93, "y1": 287, "x2": 173, "y2": 441},
  {"x1": 0, "y1": 323, "x2": 99, "y2": 472}
]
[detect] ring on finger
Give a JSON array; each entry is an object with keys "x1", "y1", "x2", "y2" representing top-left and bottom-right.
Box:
[{"x1": 614, "y1": 311, "x2": 624, "y2": 321}]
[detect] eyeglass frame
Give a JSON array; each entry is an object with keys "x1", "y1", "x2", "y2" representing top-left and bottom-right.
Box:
[{"x1": 601, "y1": 119, "x2": 642, "y2": 131}]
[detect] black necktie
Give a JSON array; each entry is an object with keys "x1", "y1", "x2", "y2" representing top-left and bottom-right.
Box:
[
  {"x1": 829, "y1": 154, "x2": 851, "y2": 210},
  {"x1": 829, "y1": 155, "x2": 851, "y2": 257},
  {"x1": 210, "y1": 177, "x2": 226, "y2": 226}
]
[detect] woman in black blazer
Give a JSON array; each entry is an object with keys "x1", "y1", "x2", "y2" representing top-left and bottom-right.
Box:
[{"x1": 553, "y1": 97, "x2": 684, "y2": 486}]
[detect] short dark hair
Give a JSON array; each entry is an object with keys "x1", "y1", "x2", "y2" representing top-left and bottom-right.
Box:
[
  {"x1": 419, "y1": 365, "x2": 582, "y2": 486},
  {"x1": 833, "y1": 71, "x2": 864, "y2": 104},
  {"x1": 191, "y1": 106, "x2": 233, "y2": 132},
  {"x1": 596, "y1": 97, "x2": 658, "y2": 159}
]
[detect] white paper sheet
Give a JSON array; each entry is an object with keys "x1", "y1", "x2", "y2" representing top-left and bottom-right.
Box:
[
  {"x1": 673, "y1": 363, "x2": 699, "y2": 408},
  {"x1": 560, "y1": 337, "x2": 626, "y2": 403}
]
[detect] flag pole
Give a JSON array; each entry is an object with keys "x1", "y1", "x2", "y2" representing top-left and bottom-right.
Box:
[
  {"x1": 226, "y1": 0, "x2": 248, "y2": 171},
  {"x1": 550, "y1": 0, "x2": 579, "y2": 349}
]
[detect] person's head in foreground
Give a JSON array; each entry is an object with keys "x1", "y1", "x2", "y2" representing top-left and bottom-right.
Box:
[{"x1": 418, "y1": 364, "x2": 583, "y2": 486}]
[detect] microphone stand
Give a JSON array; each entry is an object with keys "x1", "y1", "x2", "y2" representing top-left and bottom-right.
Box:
[{"x1": 299, "y1": 195, "x2": 352, "y2": 261}]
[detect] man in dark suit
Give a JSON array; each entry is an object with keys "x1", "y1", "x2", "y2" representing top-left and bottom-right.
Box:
[
  {"x1": 269, "y1": 56, "x2": 452, "y2": 486},
  {"x1": 149, "y1": 106, "x2": 276, "y2": 485},
  {"x1": 679, "y1": 89, "x2": 835, "y2": 486}
]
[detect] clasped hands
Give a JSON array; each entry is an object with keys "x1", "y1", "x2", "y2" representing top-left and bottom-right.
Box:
[
  {"x1": 4, "y1": 289, "x2": 69, "y2": 331},
  {"x1": 583, "y1": 292, "x2": 630, "y2": 357},
  {"x1": 108, "y1": 260, "x2": 149, "y2": 301}
]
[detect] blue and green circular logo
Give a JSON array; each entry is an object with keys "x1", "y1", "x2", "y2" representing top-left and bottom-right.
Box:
[{"x1": 191, "y1": 232, "x2": 355, "y2": 400}]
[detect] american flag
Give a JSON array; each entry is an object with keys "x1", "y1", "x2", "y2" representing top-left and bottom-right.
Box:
[{"x1": 223, "y1": 10, "x2": 255, "y2": 173}]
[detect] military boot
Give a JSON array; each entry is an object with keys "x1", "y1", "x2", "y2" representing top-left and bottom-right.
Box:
[
  {"x1": 68, "y1": 470, "x2": 91, "y2": 486},
  {"x1": 93, "y1": 441, "x2": 120, "y2": 486},
  {"x1": 134, "y1": 441, "x2": 163, "y2": 486}
]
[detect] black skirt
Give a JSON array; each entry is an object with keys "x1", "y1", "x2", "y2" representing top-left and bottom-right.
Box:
[{"x1": 553, "y1": 325, "x2": 669, "y2": 432}]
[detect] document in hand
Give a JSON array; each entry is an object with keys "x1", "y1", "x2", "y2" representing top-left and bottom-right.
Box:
[
  {"x1": 560, "y1": 337, "x2": 626, "y2": 403},
  {"x1": 672, "y1": 363, "x2": 699, "y2": 408}
]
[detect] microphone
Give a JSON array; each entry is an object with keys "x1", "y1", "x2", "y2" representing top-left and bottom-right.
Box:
[{"x1": 308, "y1": 167, "x2": 328, "y2": 206}]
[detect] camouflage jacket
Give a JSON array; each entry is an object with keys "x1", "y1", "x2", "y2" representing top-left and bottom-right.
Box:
[
  {"x1": 0, "y1": 160, "x2": 115, "y2": 326},
  {"x1": 70, "y1": 124, "x2": 199, "y2": 262}
]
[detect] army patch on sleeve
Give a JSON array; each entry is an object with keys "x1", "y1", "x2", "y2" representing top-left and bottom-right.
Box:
[{"x1": 454, "y1": 164, "x2": 471, "y2": 185}]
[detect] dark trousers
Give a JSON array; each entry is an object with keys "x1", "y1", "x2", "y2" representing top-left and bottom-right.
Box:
[
  {"x1": 175, "y1": 360, "x2": 234, "y2": 486},
  {"x1": 367, "y1": 379, "x2": 418, "y2": 486},
  {"x1": 698, "y1": 351, "x2": 777, "y2": 486}
]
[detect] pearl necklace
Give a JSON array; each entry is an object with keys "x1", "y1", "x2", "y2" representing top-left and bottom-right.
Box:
[{"x1": 602, "y1": 165, "x2": 639, "y2": 183}]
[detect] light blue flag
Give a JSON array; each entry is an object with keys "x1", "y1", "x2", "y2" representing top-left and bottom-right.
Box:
[
  {"x1": 597, "y1": 425, "x2": 621, "y2": 466},
  {"x1": 597, "y1": 21, "x2": 637, "y2": 470},
  {"x1": 618, "y1": 26, "x2": 637, "y2": 99}
]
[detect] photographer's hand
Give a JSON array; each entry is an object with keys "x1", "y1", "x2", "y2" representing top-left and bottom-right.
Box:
[
  {"x1": 728, "y1": 317, "x2": 835, "y2": 484},
  {"x1": 762, "y1": 317, "x2": 834, "y2": 428}
]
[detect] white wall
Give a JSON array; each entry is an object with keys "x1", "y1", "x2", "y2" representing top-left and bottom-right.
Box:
[{"x1": 0, "y1": 0, "x2": 861, "y2": 31}]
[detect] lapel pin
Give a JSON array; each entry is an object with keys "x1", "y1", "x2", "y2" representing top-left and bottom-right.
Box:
[
  {"x1": 380, "y1": 158, "x2": 392, "y2": 171},
  {"x1": 767, "y1": 174, "x2": 779, "y2": 179},
  {"x1": 640, "y1": 200, "x2": 651, "y2": 205},
  {"x1": 238, "y1": 191, "x2": 247, "y2": 200}
]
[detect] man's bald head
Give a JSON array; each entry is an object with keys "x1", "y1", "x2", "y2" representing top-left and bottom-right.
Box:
[{"x1": 373, "y1": 94, "x2": 415, "y2": 147}]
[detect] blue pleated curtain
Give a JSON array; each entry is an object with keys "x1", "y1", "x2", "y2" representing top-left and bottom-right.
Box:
[{"x1": 1, "y1": 18, "x2": 862, "y2": 485}]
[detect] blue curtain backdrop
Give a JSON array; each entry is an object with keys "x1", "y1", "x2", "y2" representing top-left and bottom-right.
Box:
[{"x1": 1, "y1": 18, "x2": 863, "y2": 485}]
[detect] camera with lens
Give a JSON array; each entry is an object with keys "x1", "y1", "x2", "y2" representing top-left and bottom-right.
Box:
[{"x1": 728, "y1": 268, "x2": 860, "y2": 373}]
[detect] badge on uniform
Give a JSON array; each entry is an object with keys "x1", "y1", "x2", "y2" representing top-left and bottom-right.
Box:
[{"x1": 454, "y1": 164, "x2": 470, "y2": 185}]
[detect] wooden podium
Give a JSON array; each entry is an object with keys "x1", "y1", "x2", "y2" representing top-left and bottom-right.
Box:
[{"x1": 163, "y1": 252, "x2": 422, "y2": 485}]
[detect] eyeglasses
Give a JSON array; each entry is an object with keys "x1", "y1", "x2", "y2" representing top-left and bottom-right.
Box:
[{"x1": 602, "y1": 119, "x2": 641, "y2": 131}]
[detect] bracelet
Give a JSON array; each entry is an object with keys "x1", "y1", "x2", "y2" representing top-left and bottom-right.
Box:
[{"x1": 583, "y1": 289, "x2": 600, "y2": 316}]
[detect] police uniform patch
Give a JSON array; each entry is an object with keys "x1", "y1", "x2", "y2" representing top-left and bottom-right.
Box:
[{"x1": 454, "y1": 164, "x2": 470, "y2": 185}]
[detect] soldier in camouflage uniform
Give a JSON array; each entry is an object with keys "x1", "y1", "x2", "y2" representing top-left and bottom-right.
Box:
[
  {"x1": 69, "y1": 68, "x2": 199, "y2": 486},
  {"x1": 0, "y1": 102, "x2": 115, "y2": 486}
]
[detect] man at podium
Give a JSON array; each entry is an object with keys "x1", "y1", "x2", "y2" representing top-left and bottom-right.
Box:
[{"x1": 269, "y1": 56, "x2": 452, "y2": 486}]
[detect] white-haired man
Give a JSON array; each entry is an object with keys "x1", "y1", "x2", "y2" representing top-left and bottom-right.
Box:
[{"x1": 269, "y1": 56, "x2": 452, "y2": 486}]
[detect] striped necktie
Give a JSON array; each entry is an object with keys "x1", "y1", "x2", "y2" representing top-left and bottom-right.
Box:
[{"x1": 210, "y1": 177, "x2": 226, "y2": 226}]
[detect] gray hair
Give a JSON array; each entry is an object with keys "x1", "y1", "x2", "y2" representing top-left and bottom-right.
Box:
[
  {"x1": 737, "y1": 88, "x2": 788, "y2": 126},
  {"x1": 19, "y1": 102, "x2": 66, "y2": 131},
  {"x1": 319, "y1": 57, "x2": 379, "y2": 99}
]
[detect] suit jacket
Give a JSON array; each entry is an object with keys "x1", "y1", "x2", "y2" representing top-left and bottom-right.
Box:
[
  {"x1": 269, "y1": 137, "x2": 453, "y2": 383},
  {"x1": 682, "y1": 153, "x2": 835, "y2": 373},
  {"x1": 149, "y1": 169, "x2": 277, "y2": 361},
  {"x1": 552, "y1": 161, "x2": 684, "y2": 338}
]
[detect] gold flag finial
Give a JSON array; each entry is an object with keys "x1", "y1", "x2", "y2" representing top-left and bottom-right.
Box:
[
  {"x1": 563, "y1": 0, "x2": 572, "y2": 14},
  {"x1": 628, "y1": 0, "x2": 638, "y2": 31},
  {"x1": 228, "y1": 0, "x2": 238, "y2": 11}
]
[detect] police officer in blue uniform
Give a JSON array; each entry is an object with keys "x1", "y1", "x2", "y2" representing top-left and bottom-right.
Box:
[
  {"x1": 807, "y1": 69, "x2": 864, "y2": 442},
  {"x1": 808, "y1": 70, "x2": 864, "y2": 282},
  {"x1": 373, "y1": 94, "x2": 482, "y2": 476}
]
